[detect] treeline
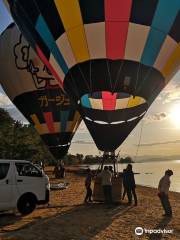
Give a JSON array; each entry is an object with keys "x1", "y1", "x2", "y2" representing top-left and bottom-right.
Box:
[
  {"x1": 0, "y1": 108, "x2": 134, "y2": 165},
  {"x1": 63, "y1": 155, "x2": 134, "y2": 165},
  {"x1": 0, "y1": 108, "x2": 54, "y2": 164}
]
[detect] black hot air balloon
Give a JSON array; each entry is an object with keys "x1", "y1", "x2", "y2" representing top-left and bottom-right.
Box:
[{"x1": 0, "y1": 23, "x2": 81, "y2": 159}]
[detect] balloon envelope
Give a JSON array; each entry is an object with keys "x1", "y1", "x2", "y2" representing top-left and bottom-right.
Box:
[
  {"x1": 5, "y1": 0, "x2": 180, "y2": 151},
  {"x1": 0, "y1": 23, "x2": 81, "y2": 158}
]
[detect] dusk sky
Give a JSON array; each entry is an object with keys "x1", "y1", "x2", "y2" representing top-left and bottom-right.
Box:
[{"x1": 0, "y1": 1, "x2": 180, "y2": 160}]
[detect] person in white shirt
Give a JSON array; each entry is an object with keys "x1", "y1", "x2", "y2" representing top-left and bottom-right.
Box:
[
  {"x1": 158, "y1": 169, "x2": 173, "y2": 217},
  {"x1": 99, "y1": 166, "x2": 112, "y2": 206}
]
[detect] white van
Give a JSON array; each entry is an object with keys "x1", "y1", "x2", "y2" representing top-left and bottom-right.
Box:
[{"x1": 0, "y1": 159, "x2": 50, "y2": 215}]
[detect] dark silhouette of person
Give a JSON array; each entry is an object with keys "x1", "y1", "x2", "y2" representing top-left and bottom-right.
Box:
[
  {"x1": 59, "y1": 160, "x2": 65, "y2": 178},
  {"x1": 60, "y1": 165, "x2": 65, "y2": 178},
  {"x1": 122, "y1": 169, "x2": 127, "y2": 200},
  {"x1": 84, "y1": 168, "x2": 93, "y2": 203},
  {"x1": 108, "y1": 166, "x2": 113, "y2": 173},
  {"x1": 158, "y1": 169, "x2": 173, "y2": 217},
  {"x1": 124, "y1": 164, "x2": 137, "y2": 206},
  {"x1": 54, "y1": 164, "x2": 60, "y2": 178}
]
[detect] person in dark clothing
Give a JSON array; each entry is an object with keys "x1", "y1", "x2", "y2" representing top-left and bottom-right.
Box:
[
  {"x1": 60, "y1": 165, "x2": 65, "y2": 178},
  {"x1": 108, "y1": 166, "x2": 113, "y2": 173},
  {"x1": 124, "y1": 164, "x2": 137, "y2": 206},
  {"x1": 84, "y1": 168, "x2": 93, "y2": 203},
  {"x1": 59, "y1": 160, "x2": 65, "y2": 178},
  {"x1": 122, "y1": 169, "x2": 127, "y2": 200}
]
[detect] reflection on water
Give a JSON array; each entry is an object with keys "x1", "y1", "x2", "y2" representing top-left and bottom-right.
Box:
[{"x1": 88, "y1": 160, "x2": 180, "y2": 193}]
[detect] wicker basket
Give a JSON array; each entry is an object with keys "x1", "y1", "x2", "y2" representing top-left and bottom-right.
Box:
[{"x1": 93, "y1": 176, "x2": 122, "y2": 202}]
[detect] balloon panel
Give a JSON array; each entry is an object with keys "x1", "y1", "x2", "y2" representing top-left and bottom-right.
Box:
[{"x1": 6, "y1": 0, "x2": 179, "y2": 83}]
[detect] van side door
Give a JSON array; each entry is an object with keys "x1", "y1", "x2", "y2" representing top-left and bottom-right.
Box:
[{"x1": 15, "y1": 162, "x2": 45, "y2": 201}]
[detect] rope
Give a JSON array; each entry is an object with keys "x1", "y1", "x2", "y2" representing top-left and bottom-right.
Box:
[
  {"x1": 89, "y1": 60, "x2": 92, "y2": 93},
  {"x1": 77, "y1": 64, "x2": 91, "y2": 93},
  {"x1": 69, "y1": 71, "x2": 82, "y2": 100},
  {"x1": 112, "y1": 60, "x2": 124, "y2": 93},
  {"x1": 116, "y1": 150, "x2": 121, "y2": 173},
  {"x1": 136, "y1": 66, "x2": 153, "y2": 94},
  {"x1": 133, "y1": 62, "x2": 141, "y2": 97},
  {"x1": 134, "y1": 119, "x2": 144, "y2": 161},
  {"x1": 106, "y1": 59, "x2": 113, "y2": 91}
]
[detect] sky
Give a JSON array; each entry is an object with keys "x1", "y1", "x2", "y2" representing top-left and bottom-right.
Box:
[{"x1": 0, "y1": 1, "x2": 180, "y2": 160}]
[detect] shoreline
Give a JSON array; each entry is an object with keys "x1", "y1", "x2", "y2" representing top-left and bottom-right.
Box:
[
  {"x1": 78, "y1": 164, "x2": 180, "y2": 193},
  {"x1": 0, "y1": 166, "x2": 179, "y2": 240},
  {"x1": 136, "y1": 184, "x2": 180, "y2": 194}
]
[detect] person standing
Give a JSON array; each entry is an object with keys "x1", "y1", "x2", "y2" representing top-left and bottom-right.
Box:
[
  {"x1": 99, "y1": 166, "x2": 112, "y2": 206},
  {"x1": 122, "y1": 169, "x2": 127, "y2": 200},
  {"x1": 158, "y1": 169, "x2": 173, "y2": 217},
  {"x1": 59, "y1": 160, "x2": 66, "y2": 178},
  {"x1": 108, "y1": 166, "x2": 113, "y2": 174},
  {"x1": 125, "y1": 164, "x2": 137, "y2": 206},
  {"x1": 84, "y1": 168, "x2": 93, "y2": 203}
]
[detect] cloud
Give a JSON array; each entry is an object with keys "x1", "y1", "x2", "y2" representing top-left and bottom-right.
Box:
[
  {"x1": 143, "y1": 112, "x2": 168, "y2": 123},
  {"x1": 162, "y1": 90, "x2": 180, "y2": 104},
  {"x1": 0, "y1": 93, "x2": 13, "y2": 107},
  {"x1": 136, "y1": 139, "x2": 180, "y2": 147},
  {"x1": 158, "y1": 73, "x2": 180, "y2": 104},
  {"x1": 7, "y1": 107, "x2": 28, "y2": 123},
  {"x1": 72, "y1": 140, "x2": 94, "y2": 145},
  {"x1": 0, "y1": 91, "x2": 28, "y2": 123}
]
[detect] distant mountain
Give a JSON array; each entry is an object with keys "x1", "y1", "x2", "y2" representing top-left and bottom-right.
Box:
[{"x1": 134, "y1": 155, "x2": 180, "y2": 163}]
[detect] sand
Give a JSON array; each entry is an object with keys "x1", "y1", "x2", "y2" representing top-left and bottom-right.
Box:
[{"x1": 0, "y1": 166, "x2": 179, "y2": 240}]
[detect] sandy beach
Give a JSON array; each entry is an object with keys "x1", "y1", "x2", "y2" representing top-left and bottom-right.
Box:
[{"x1": 0, "y1": 166, "x2": 180, "y2": 240}]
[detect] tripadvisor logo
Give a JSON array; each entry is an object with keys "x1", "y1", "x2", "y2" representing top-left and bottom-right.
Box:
[
  {"x1": 135, "y1": 227, "x2": 143, "y2": 235},
  {"x1": 135, "y1": 226, "x2": 173, "y2": 236}
]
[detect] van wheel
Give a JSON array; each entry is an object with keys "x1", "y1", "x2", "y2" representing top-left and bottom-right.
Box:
[{"x1": 17, "y1": 195, "x2": 36, "y2": 215}]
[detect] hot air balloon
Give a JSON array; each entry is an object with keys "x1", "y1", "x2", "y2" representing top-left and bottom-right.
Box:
[
  {"x1": 0, "y1": 23, "x2": 81, "y2": 159},
  {"x1": 4, "y1": 0, "x2": 180, "y2": 156}
]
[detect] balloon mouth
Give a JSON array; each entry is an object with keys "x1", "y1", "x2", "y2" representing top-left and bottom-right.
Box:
[
  {"x1": 80, "y1": 91, "x2": 146, "y2": 110},
  {"x1": 83, "y1": 111, "x2": 146, "y2": 125},
  {"x1": 79, "y1": 91, "x2": 147, "y2": 125},
  {"x1": 49, "y1": 143, "x2": 71, "y2": 148}
]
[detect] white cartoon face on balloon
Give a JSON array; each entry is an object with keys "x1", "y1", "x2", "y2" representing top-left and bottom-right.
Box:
[{"x1": 13, "y1": 34, "x2": 59, "y2": 89}]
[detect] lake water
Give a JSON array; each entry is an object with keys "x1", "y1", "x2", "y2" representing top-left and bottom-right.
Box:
[{"x1": 85, "y1": 160, "x2": 180, "y2": 193}]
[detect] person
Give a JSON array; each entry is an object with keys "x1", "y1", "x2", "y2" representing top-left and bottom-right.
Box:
[
  {"x1": 108, "y1": 166, "x2": 113, "y2": 174},
  {"x1": 158, "y1": 169, "x2": 173, "y2": 217},
  {"x1": 122, "y1": 169, "x2": 127, "y2": 200},
  {"x1": 54, "y1": 164, "x2": 60, "y2": 178},
  {"x1": 59, "y1": 160, "x2": 65, "y2": 178},
  {"x1": 40, "y1": 161, "x2": 45, "y2": 170},
  {"x1": 124, "y1": 164, "x2": 137, "y2": 206},
  {"x1": 60, "y1": 165, "x2": 65, "y2": 178},
  {"x1": 84, "y1": 168, "x2": 93, "y2": 203},
  {"x1": 99, "y1": 166, "x2": 112, "y2": 206}
]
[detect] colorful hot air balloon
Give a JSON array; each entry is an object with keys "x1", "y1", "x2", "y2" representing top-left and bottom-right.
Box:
[
  {"x1": 0, "y1": 23, "x2": 81, "y2": 159},
  {"x1": 5, "y1": 0, "x2": 180, "y2": 153}
]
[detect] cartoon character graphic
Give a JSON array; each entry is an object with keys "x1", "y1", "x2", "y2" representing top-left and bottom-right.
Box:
[{"x1": 13, "y1": 34, "x2": 59, "y2": 89}]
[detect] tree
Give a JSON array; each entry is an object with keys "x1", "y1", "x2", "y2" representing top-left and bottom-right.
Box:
[
  {"x1": 0, "y1": 108, "x2": 54, "y2": 163},
  {"x1": 76, "y1": 154, "x2": 84, "y2": 163},
  {"x1": 119, "y1": 156, "x2": 134, "y2": 163}
]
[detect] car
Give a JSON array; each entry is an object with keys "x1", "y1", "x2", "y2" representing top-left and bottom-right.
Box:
[{"x1": 0, "y1": 159, "x2": 50, "y2": 215}]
